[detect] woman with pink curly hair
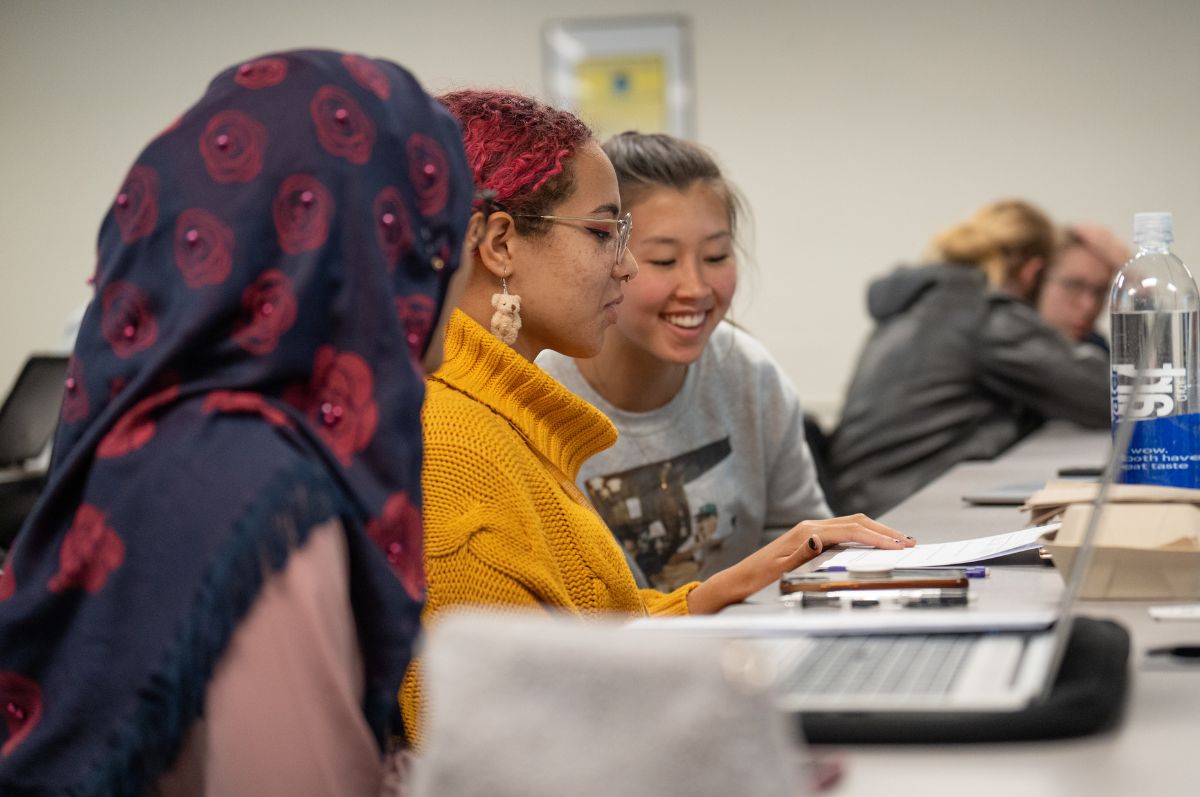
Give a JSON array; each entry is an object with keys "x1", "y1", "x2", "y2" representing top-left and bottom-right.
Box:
[{"x1": 404, "y1": 90, "x2": 911, "y2": 742}]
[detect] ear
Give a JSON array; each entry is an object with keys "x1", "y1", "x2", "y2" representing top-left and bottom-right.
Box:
[
  {"x1": 476, "y1": 211, "x2": 519, "y2": 280},
  {"x1": 1016, "y1": 255, "x2": 1046, "y2": 300}
]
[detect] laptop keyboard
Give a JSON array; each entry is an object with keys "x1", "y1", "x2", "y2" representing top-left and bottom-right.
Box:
[{"x1": 779, "y1": 634, "x2": 981, "y2": 698}]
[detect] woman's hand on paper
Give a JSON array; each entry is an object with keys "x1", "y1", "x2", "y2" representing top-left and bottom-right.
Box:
[{"x1": 686, "y1": 514, "x2": 914, "y2": 614}]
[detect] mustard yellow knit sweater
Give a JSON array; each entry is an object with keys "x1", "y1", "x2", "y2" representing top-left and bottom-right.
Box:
[{"x1": 402, "y1": 310, "x2": 695, "y2": 741}]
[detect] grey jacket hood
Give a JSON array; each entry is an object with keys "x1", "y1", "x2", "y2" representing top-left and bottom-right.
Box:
[{"x1": 867, "y1": 264, "x2": 984, "y2": 321}]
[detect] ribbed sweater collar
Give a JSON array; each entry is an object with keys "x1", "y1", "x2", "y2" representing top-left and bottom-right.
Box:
[{"x1": 433, "y1": 310, "x2": 617, "y2": 478}]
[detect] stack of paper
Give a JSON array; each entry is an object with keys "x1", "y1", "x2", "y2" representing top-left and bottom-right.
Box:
[{"x1": 818, "y1": 524, "x2": 1061, "y2": 570}]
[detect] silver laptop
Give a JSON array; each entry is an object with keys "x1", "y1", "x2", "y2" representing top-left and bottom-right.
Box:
[
  {"x1": 753, "y1": 364, "x2": 1141, "y2": 718},
  {"x1": 959, "y1": 480, "x2": 1044, "y2": 507},
  {"x1": 759, "y1": 613, "x2": 1059, "y2": 713}
]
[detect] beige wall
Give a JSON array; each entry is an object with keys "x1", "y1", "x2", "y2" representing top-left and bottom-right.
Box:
[{"x1": 3, "y1": 0, "x2": 1197, "y2": 423}]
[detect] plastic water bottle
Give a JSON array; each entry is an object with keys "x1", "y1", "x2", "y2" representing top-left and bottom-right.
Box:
[{"x1": 1109, "y1": 212, "x2": 1200, "y2": 487}]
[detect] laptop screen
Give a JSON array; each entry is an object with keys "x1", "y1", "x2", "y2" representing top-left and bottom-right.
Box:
[{"x1": 1033, "y1": 315, "x2": 1154, "y2": 702}]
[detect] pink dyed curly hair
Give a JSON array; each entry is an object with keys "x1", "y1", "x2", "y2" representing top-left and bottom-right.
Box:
[{"x1": 438, "y1": 89, "x2": 593, "y2": 234}]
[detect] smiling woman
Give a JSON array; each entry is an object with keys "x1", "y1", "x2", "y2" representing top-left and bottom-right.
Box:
[{"x1": 539, "y1": 132, "x2": 881, "y2": 592}]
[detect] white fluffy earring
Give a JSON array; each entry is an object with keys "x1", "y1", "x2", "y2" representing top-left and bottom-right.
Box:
[{"x1": 490, "y1": 276, "x2": 522, "y2": 346}]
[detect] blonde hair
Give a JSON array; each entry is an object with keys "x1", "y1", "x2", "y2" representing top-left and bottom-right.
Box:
[{"x1": 926, "y1": 200, "x2": 1059, "y2": 289}]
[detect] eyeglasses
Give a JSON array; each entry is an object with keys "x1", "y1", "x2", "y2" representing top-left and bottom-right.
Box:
[
  {"x1": 513, "y1": 211, "x2": 633, "y2": 266},
  {"x1": 1049, "y1": 276, "x2": 1110, "y2": 304}
]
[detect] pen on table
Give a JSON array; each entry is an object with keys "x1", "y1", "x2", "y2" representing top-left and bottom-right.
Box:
[
  {"x1": 1147, "y1": 645, "x2": 1200, "y2": 658},
  {"x1": 820, "y1": 565, "x2": 990, "y2": 578}
]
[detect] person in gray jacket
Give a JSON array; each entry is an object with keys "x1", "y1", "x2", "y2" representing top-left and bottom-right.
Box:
[{"x1": 830, "y1": 200, "x2": 1110, "y2": 517}]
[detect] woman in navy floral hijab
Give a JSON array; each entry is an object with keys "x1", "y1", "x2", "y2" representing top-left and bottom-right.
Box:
[{"x1": 0, "y1": 49, "x2": 472, "y2": 795}]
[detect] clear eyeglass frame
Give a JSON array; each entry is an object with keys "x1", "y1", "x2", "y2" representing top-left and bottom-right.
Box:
[
  {"x1": 1051, "y1": 276, "x2": 1110, "y2": 303},
  {"x1": 514, "y1": 211, "x2": 633, "y2": 266}
]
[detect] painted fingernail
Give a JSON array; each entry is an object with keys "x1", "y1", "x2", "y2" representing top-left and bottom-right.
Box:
[{"x1": 807, "y1": 536, "x2": 818, "y2": 551}]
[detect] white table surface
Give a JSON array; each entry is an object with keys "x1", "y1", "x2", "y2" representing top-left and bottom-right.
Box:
[{"x1": 737, "y1": 423, "x2": 1200, "y2": 796}]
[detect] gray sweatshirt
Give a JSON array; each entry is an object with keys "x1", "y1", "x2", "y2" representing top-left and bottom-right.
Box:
[{"x1": 538, "y1": 322, "x2": 831, "y2": 592}]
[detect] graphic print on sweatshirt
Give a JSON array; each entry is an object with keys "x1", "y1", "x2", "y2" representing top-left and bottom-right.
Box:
[{"x1": 582, "y1": 438, "x2": 733, "y2": 590}]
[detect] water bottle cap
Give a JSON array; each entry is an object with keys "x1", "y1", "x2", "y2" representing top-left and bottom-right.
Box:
[{"x1": 1134, "y1": 212, "x2": 1173, "y2": 248}]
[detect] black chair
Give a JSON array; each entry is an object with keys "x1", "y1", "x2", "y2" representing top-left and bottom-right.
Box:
[
  {"x1": 803, "y1": 413, "x2": 841, "y2": 514},
  {"x1": 0, "y1": 354, "x2": 68, "y2": 554},
  {"x1": 0, "y1": 474, "x2": 46, "y2": 554}
]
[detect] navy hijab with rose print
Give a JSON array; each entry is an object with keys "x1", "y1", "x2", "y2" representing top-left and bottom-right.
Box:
[{"x1": 0, "y1": 49, "x2": 471, "y2": 795}]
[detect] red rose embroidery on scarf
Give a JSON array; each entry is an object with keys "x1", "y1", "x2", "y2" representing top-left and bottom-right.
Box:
[
  {"x1": 232, "y1": 269, "x2": 298, "y2": 355},
  {"x1": 61, "y1": 356, "x2": 89, "y2": 424},
  {"x1": 174, "y1": 208, "x2": 235, "y2": 288},
  {"x1": 374, "y1": 186, "x2": 413, "y2": 271},
  {"x1": 113, "y1": 165, "x2": 159, "y2": 244},
  {"x1": 407, "y1": 133, "x2": 450, "y2": 217},
  {"x1": 199, "y1": 110, "x2": 267, "y2": 184},
  {"x1": 272, "y1": 174, "x2": 334, "y2": 254},
  {"x1": 341, "y1": 54, "x2": 390, "y2": 100},
  {"x1": 395, "y1": 294, "x2": 436, "y2": 360},
  {"x1": 48, "y1": 504, "x2": 125, "y2": 594},
  {"x1": 234, "y1": 57, "x2": 288, "y2": 89},
  {"x1": 0, "y1": 555, "x2": 13, "y2": 602},
  {"x1": 97, "y1": 385, "x2": 180, "y2": 459},
  {"x1": 0, "y1": 672, "x2": 41, "y2": 757},
  {"x1": 202, "y1": 390, "x2": 293, "y2": 429},
  {"x1": 284, "y1": 347, "x2": 378, "y2": 465},
  {"x1": 366, "y1": 491, "x2": 425, "y2": 600},
  {"x1": 101, "y1": 281, "x2": 158, "y2": 359},
  {"x1": 310, "y1": 85, "x2": 375, "y2": 165}
]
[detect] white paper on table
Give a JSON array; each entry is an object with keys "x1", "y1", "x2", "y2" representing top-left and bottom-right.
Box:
[{"x1": 819, "y1": 522, "x2": 1061, "y2": 570}]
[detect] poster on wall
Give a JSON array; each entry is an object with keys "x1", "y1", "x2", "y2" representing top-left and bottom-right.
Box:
[{"x1": 542, "y1": 16, "x2": 694, "y2": 141}]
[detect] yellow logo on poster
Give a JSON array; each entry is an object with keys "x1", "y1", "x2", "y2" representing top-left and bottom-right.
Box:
[{"x1": 576, "y1": 54, "x2": 667, "y2": 138}]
